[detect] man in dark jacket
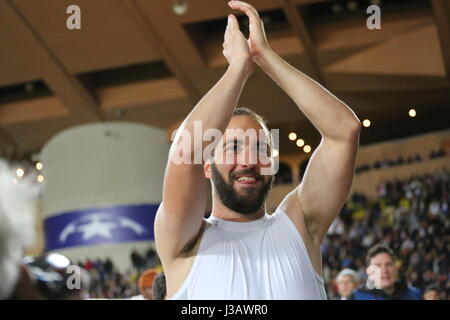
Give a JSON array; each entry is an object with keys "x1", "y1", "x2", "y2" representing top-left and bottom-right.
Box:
[{"x1": 353, "y1": 244, "x2": 421, "y2": 300}]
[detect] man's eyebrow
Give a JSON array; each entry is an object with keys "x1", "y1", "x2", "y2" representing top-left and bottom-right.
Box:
[
  {"x1": 223, "y1": 139, "x2": 243, "y2": 145},
  {"x1": 222, "y1": 139, "x2": 269, "y2": 147}
]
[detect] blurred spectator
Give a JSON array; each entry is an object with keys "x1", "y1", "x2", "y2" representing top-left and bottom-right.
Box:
[
  {"x1": 335, "y1": 269, "x2": 359, "y2": 300},
  {"x1": 25, "y1": 253, "x2": 90, "y2": 300},
  {"x1": 104, "y1": 258, "x2": 114, "y2": 275},
  {"x1": 430, "y1": 148, "x2": 447, "y2": 159},
  {"x1": 130, "y1": 269, "x2": 157, "y2": 300},
  {"x1": 75, "y1": 245, "x2": 160, "y2": 298},
  {"x1": 423, "y1": 285, "x2": 440, "y2": 300},
  {"x1": 355, "y1": 150, "x2": 448, "y2": 176},
  {"x1": 0, "y1": 159, "x2": 40, "y2": 300},
  {"x1": 153, "y1": 272, "x2": 167, "y2": 300},
  {"x1": 353, "y1": 244, "x2": 421, "y2": 300},
  {"x1": 83, "y1": 258, "x2": 94, "y2": 271},
  {"x1": 131, "y1": 249, "x2": 144, "y2": 272},
  {"x1": 145, "y1": 247, "x2": 157, "y2": 269}
]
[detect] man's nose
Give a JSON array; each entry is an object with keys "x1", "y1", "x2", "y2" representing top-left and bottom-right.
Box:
[
  {"x1": 239, "y1": 145, "x2": 259, "y2": 166},
  {"x1": 381, "y1": 266, "x2": 390, "y2": 275}
]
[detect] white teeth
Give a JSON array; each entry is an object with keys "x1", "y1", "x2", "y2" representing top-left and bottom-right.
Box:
[{"x1": 237, "y1": 176, "x2": 256, "y2": 182}]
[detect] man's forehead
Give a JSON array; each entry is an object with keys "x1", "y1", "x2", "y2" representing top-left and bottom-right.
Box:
[
  {"x1": 223, "y1": 116, "x2": 270, "y2": 142},
  {"x1": 227, "y1": 115, "x2": 262, "y2": 127}
]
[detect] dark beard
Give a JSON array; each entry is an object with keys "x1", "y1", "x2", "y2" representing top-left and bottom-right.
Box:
[{"x1": 210, "y1": 164, "x2": 274, "y2": 215}]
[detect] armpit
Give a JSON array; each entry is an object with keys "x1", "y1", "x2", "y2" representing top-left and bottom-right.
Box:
[{"x1": 179, "y1": 219, "x2": 207, "y2": 257}]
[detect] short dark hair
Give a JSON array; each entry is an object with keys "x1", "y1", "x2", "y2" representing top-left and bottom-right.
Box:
[
  {"x1": 366, "y1": 243, "x2": 396, "y2": 266},
  {"x1": 233, "y1": 107, "x2": 268, "y2": 127},
  {"x1": 232, "y1": 107, "x2": 272, "y2": 148},
  {"x1": 152, "y1": 272, "x2": 166, "y2": 300},
  {"x1": 424, "y1": 284, "x2": 439, "y2": 293}
]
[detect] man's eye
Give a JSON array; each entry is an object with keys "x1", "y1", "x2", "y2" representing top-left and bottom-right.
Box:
[{"x1": 226, "y1": 145, "x2": 239, "y2": 152}]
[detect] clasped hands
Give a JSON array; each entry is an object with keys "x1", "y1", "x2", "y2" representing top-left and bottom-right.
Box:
[{"x1": 223, "y1": 1, "x2": 272, "y2": 77}]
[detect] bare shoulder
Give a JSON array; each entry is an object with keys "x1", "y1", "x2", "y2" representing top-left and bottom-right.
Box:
[
  {"x1": 279, "y1": 189, "x2": 315, "y2": 243},
  {"x1": 278, "y1": 189, "x2": 323, "y2": 274},
  {"x1": 163, "y1": 219, "x2": 209, "y2": 298}
]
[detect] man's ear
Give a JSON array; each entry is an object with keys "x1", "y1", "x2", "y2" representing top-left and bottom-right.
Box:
[{"x1": 204, "y1": 161, "x2": 212, "y2": 179}]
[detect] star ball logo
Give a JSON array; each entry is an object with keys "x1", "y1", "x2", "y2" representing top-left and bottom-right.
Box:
[
  {"x1": 44, "y1": 204, "x2": 157, "y2": 250},
  {"x1": 59, "y1": 214, "x2": 147, "y2": 244}
]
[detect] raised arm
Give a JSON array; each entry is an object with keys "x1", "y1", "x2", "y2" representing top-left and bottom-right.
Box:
[
  {"x1": 155, "y1": 14, "x2": 254, "y2": 263},
  {"x1": 229, "y1": 1, "x2": 361, "y2": 245}
]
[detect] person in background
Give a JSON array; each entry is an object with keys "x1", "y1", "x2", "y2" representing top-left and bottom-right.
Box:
[
  {"x1": 354, "y1": 244, "x2": 421, "y2": 300},
  {"x1": 130, "y1": 249, "x2": 144, "y2": 273},
  {"x1": 104, "y1": 258, "x2": 114, "y2": 276},
  {"x1": 423, "y1": 285, "x2": 440, "y2": 300},
  {"x1": 130, "y1": 269, "x2": 157, "y2": 300},
  {"x1": 152, "y1": 272, "x2": 166, "y2": 300},
  {"x1": 335, "y1": 268, "x2": 360, "y2": 300},
  {"x1": 24, "y1": 253, "x2": 90, "y2": 300},
  {"x1": 0, "y1": 159, "x2": 40, "y2": 300}
]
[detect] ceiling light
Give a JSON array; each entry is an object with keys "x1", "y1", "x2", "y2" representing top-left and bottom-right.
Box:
[
  {"x1": 289, "y1": 132, "x2": 297, "y2": 141},
  {"x1": 362, "y1": 119, "x2": 371, "y2": 128},
  {"x1": 16, "y1": 168, "x2": 24, "y2": 178},
  {"x1": 36, "y1": 162, "x2": 43, "y2": 170},
  {"x1": 173, "y1": 0, "x2": 188, "y2": 15}
]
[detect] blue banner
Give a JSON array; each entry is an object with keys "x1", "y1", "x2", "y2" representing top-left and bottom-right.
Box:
[{"x1": 44, "y1": 204, "x2": 159, "y2": 251}]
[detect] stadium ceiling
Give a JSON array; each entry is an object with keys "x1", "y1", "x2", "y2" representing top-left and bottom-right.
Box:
[{"x1": 0, "y1": 0, "x2": 449, "y2": 160}]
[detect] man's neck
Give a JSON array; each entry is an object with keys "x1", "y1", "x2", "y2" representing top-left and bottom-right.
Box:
[
  {"x1": 211, "y1": 200, "x2": 265, "y2": 222},
  {"x1": 383, "y1": 285, "x2": 396, "y2": 296}
]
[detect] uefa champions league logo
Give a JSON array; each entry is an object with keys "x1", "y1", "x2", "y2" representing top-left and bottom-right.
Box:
[{"x1": 58, "y1": 213, "x2": 147, "y2": 244}]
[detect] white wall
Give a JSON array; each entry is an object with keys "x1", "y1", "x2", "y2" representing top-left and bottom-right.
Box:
[{"x1": 40, "y1": 122, "x2": 168, "y2": 271}]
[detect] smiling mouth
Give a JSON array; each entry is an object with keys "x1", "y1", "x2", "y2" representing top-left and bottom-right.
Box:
[{"x1": 234, "y1": 175, "x2": 261, "y2": 185}]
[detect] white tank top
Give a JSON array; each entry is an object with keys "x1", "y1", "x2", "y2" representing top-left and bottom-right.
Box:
[{"x1": 170, "y1": 207, "x2": 327, "y2": 300}]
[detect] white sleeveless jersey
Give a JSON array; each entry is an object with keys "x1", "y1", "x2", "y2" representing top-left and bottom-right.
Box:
[{"x1": 170, "y1": 207, "x2": 327, "y2": 300}]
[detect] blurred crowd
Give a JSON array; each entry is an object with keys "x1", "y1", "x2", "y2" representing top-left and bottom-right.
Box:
[
  {"x1": 355, "y1": 148, "x2": 447, "y2": 175},
  {"x1": 75, "y1": 247, "x2": 161, "y2": 299},
  {"x1": 275, "y1": 148, "x2": 448, "y2": 185},
  {"x1": 323, "y1": 170, "x2": 450, "y2": 299}
]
